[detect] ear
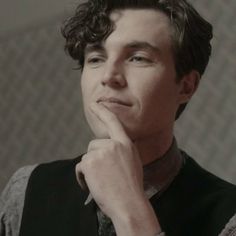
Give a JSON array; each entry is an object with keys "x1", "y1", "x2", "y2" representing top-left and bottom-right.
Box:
[{"x1": 178, "y1": 70, "x2": 200, "y2": 104}]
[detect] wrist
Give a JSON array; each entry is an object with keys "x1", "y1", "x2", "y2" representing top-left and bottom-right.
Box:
[{"x1": 111, "y1": 194, "x2": 162, "y2": 236}]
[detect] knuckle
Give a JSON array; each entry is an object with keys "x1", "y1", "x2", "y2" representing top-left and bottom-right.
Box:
[
  {"x1": 97, "y1": 148, "x2": 107, "y2": 158},
  {"x1": 88, "y1": 140, "x2": 96, "y2": 150},
  {"x1": 123, "y1": 139, "x2": 133, "y2": 149},
  {"x1": 80, "y1": 154, "x2": 94, "y2": 169},
  {"x1": 108, "y1": 141, "x2": 117, "y2": 150},
  {"x1": 105, "y1": 141, "x2": 120, "y2": 154},
  {"x1": 81, "y1": 154, "x2": 87, "y2": 161}
]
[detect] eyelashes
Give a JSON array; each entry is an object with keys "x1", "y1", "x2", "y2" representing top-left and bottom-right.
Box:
[{"x1": 85, "y1": 52, "x2": 154, "y2": 68}]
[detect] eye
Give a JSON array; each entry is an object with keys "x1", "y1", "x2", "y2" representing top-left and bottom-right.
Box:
[
  {"x1": 87, "y1": 56, "x2": 105, "y2": 64},
  {"x1": 131, "y1": 56, "x2": 146, "y2": 62},
  {"x1": 85, "y1": 54, "x2": 106, "y2": 68},
  {"x1": 129, "y1": 55, "x2": 152, "y2": 64}
]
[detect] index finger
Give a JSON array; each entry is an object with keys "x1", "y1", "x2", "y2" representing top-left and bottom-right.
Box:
[{"x1": 90, "y1": 102, "x2": 130, "y2": 143}]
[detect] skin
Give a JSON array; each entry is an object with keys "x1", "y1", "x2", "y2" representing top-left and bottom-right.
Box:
[{"x1": 76, "y1": 9, "x2": 199, "y2": 235}]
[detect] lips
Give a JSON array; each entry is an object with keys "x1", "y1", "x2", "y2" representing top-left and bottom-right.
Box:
[{"x1": 97, "y1": 97, "x2": 132, "y2": 107}]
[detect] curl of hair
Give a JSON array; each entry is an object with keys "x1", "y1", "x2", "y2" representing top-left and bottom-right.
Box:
[{"x1": 61, "y1": 0, "x2": 112, "y2": 68}]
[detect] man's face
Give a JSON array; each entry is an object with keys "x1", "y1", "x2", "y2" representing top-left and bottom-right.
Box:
[{"x1": 81, "y1": 9, "x2": 185, "y2": 141}]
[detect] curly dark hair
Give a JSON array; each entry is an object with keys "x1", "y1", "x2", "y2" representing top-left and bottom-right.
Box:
[{"x1": 61, "y1": 0, "x2": 213, "y2": 119}]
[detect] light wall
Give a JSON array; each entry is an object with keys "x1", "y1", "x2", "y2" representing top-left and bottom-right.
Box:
[{"x1": 0, "y1": 0, "x2": 235, "y2": 192}]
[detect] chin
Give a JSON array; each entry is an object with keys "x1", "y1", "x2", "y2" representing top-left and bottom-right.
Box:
[
  {"x1": 88, "y1": 121, "x2": 110, "y2": 139},
  {"x1": 85, "y1": 109, "x2": 138, "y2": 140}
]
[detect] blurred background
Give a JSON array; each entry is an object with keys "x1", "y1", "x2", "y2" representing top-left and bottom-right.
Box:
[{"x1": 0, "y1": 0, "x2": 235, "y2": 192}]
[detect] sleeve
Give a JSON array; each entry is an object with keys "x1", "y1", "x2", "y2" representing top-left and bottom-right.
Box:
[
  {"x1": 0, "y1": 165, "x2": 37, "y2": 236},
  {"x1": 219, "y1": 214, "x2": 236, "y2": 236}
]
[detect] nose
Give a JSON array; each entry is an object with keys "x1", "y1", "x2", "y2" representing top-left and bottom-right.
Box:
[{"x1": 101, "y1": 61, "x2": 127, "y2": 89}]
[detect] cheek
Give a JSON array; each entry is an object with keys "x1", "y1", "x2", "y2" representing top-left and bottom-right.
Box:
[
  {"x1": 81, "y1": 72, "x2": 97, "y2": 104},
  {"x1": 81, "y1": 72, "x2": 90, "y2": 96},
  {"x1": 129, "y1": 75, "x2": 161, "y2": 111},
  {"x1": 81, "y1": 72, "x2": 108, "y2": 137},
  {"x1": 130, "y1": 75, "x2": 179, "y2": 121},
  {"x1": 81, "y1": 74, "x2": 93, "y2": 123}
]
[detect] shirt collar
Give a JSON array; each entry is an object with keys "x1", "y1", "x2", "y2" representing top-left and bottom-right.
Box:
[{"x1": 143, "y1": 138, "x2": 183, "y2": 199}]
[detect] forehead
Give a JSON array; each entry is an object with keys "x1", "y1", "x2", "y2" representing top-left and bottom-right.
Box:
[
  {"x1": 105, "y1": 9, "x2": 172, "y2": 51},
  {"x1": 110, "y1": 8, "x2": 170, "y2": 26}
]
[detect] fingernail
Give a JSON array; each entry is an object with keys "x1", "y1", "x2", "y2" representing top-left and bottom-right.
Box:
[{"x1": 84, "y1": 193, "x2": 93, "y2": 205}]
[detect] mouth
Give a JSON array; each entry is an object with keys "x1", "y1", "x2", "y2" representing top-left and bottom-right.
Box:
[{"x1": 97, "y1": 97, "x2": 132, "y2": 107}]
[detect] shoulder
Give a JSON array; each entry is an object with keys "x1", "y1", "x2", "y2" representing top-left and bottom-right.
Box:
[
  {"x1": 180, "y1": 152, "x2": 236, "y2": 208},
  {"x1": 1, "y1": 165, "x2": 37, "y2": 206},
  {"x1": 27, "y1": 156, "x2": 82, "y2": 186},
  {"x1": 0, "y1": 165, "x2": 37, "y2": 236},
  {"x1": 151, "y1": 152, "x2": 236, "y2": 235},
  {"x1": 181, "y1": 152, "x2": 236, "y2": 232},
  {"x1": 220, "y1": 213, "x2": 236, "y2": 236},
  {"x1": 181, "y1": 152, "x2": 236, "y2": 192},
  {"x1": 1, "y1": 156, "x2": 81, "y2": 202},
  {"x1": 0, "y1": 156, "x2": 82, "y2": 235}
]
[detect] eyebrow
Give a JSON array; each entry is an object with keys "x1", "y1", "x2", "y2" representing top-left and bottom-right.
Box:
[
  {"x1": 84, "y1": 41, "x2": 161, "y2": 55},
  {"x1": 124, "y1": 41, "x2": 161, "y2": 54},
  {"x1": 84, "y1": 43, "x2": 105, "y2": 55}
]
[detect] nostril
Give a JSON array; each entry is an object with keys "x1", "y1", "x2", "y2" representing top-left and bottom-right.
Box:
[{"x1": 101, "y1": 74, "x2": 127, "y2": 88}]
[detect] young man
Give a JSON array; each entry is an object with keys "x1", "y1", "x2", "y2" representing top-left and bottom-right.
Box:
[{"x1": 1, "y1": 0, "x2": 236, "y2": 235}]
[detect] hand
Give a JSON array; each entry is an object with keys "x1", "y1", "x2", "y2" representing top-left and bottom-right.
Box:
[
  {"x1": 75, "y1": 102, "x2": 161, "y2": 235},
  {"x1": 76, "y1": 102, "x2": 143, "y2": 215}
]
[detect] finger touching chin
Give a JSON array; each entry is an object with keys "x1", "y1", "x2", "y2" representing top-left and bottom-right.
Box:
[{"x1": 85, "y1": 111, "x2": 110, "y2": 139}]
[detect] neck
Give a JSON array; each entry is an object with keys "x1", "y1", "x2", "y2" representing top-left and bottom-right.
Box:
[{"x1": 134, "y1": 131, "x2": 174, "y2": 166}]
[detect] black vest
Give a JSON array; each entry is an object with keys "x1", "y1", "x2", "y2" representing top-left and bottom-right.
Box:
[{"x1": 19, "y1": 153, "x2": 236, "y2": 236}]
